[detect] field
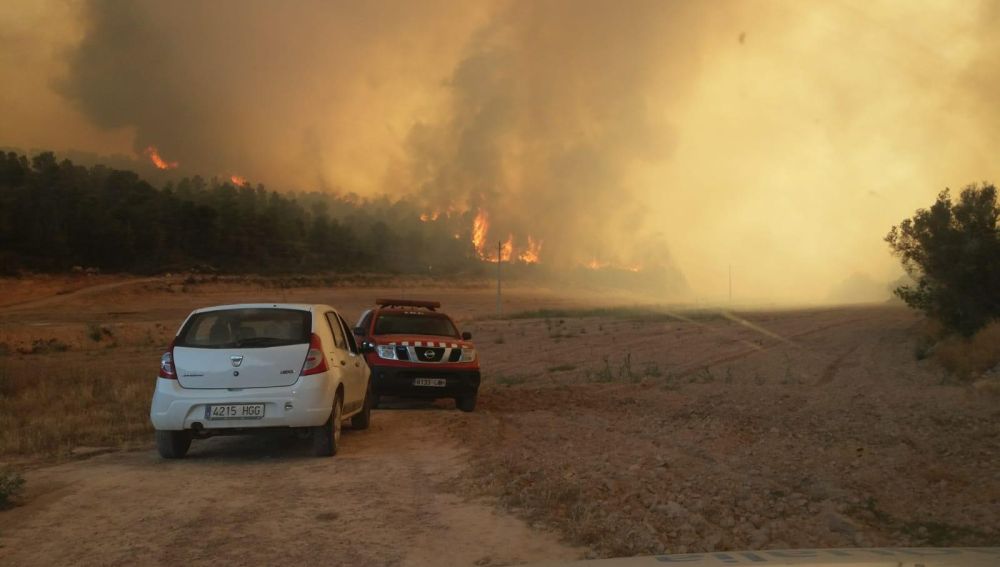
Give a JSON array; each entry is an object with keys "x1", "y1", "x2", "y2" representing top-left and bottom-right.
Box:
[{"x1": 0, "y1": 275, "x2": 998, "y2": 565}]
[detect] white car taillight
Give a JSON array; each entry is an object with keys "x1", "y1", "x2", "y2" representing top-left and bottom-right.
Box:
[
  {"x1": 158, "y1": 341, "x2": 177, "y2": 379},
  {"x1": 300, "y1": 333, "x2": 328, "y2": 376},
  {"x1": 460, "y1": 348, "x2": 477, "y2": 362}
]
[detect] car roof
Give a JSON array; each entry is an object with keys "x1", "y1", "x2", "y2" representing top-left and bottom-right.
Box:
[
  {"x1": 374, "y1": 306, "x2": 451, "y2": 316},
  {"x1": 190, "y1": 303, "x2": 329, "y2": 314}
]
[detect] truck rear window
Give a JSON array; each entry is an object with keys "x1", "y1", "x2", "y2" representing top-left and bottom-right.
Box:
[
  {"x1": 373, "y1": 312, "x2": 459, "y2": 337},
  {"x1": 176, "y1": 308, "x2": 311, "y2": 348}
]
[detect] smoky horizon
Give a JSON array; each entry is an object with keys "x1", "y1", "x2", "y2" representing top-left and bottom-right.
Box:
[{"x1": 2, "y1": 0, "x2": 999, "y2": 303}]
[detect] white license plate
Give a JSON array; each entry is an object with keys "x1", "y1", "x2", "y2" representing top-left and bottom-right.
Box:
[
  {"x1": 413, "y1": 378, "x2": 447, "y2": 387},
  {"x1": 205, "y1": 403, "x2": 265, "y2": 420}
]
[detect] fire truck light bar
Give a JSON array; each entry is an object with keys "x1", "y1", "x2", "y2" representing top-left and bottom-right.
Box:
[{"x1": 375, "y1": 298, "x2": 441, "y2": 310}]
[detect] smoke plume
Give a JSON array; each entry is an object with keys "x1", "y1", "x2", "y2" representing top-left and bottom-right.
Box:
[{"x1": 4, "y1": 0, "x2": 1000, "y2": 301}]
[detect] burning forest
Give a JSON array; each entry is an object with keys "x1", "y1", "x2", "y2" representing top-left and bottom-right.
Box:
[
  {"x1": 0, "y1": 149, "x2": 681, "y2": 295},
  {"x1": 3, "y1": 3, "x2": 1000, "y2": 564},
  {"x1": 5, "y1": 0, "x2": 999, "y2": 302}
]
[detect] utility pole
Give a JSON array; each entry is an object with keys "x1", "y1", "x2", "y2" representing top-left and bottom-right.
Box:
[
  {"x1": 728, "y1": 264, "x2": 732, "y2": 305},
  {"x1": 496, "y1": 240, "x2": 503, "y2": 317}
]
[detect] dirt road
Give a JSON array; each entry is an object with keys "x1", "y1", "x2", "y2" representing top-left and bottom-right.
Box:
[{"x1": 0, "y1": 408, "x2": 579, "y2": 567}]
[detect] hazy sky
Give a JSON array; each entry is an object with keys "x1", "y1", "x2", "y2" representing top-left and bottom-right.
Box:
[{"x1": 2, "y1": 0, "x2": 998, "y2": 303}]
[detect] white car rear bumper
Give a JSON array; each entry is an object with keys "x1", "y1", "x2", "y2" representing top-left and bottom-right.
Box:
[{"x1": 149, "y1": 375, "x2": 336, "y2": 431}]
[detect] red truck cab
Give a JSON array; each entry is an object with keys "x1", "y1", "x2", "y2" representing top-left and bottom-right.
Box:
[{"x1": 353, "y1": 299, "x2": 481, "y2": 412}]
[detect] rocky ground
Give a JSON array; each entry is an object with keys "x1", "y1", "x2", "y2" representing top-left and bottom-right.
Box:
[{"x1": 451, "y1": 306, "x2": 1000, "y2": 557}]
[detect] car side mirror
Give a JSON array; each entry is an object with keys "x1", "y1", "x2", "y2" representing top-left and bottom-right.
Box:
[
  {"x1": 353, "y1": 326, "x2": 365, "y2": 336},
  {"x1": 360, "y1": 340, "x2": 376, "y2": 353},
  {"x1": 461, "y1": 331, "x2": 472, "y2": 340}
]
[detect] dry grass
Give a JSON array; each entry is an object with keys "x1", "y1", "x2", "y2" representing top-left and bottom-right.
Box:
[
  {"x1": 504, "y1": 305, "x2": 726, "y2": 322},
  {"x1": 933, "y1": 321, "x2": 1000, "y2": 379},
  {"x1": 0, "y1": 353, "x2": 155, "y2": 456},
  {"x1": 452, "y1": 310, "x2": 1000, "y2": 556}
]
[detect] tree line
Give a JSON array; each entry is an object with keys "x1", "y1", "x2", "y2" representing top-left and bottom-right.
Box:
[{"x1": 0, "y1": 151, "x2": 480, "y2": 275}]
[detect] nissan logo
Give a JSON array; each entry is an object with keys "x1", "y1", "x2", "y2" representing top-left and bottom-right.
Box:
[{"x1": 423, "y1": 349, "x2": 434, "y2": 359}]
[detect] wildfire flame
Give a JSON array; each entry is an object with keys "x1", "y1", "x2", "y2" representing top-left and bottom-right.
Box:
[
  {"x1": 469, "y1": 208, "x2": 542, "y2": 264},
  {"x1": 144, "y1": 146, "x2": 178, "y2": 170},
  {"x1": 419, "y1": 211, "x2": 441, "y2": 222},
  {"x1": 472, "y1": 209, "x2": 490, "y2": 258},
  {"x1": 500, "y1": 234, "x2": 513, "y2": 262},
  {"x1": 585, "y1": 258, "x2": 642, "y2": 272},
  {"x1": 230, "y1": 175, "x2": 247, "y2": 186},
  {"x1": 517, "y1": 236, "x2": 542, "y2": 264}
]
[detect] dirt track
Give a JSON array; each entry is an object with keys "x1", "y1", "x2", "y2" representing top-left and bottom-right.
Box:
[
  {"x1": 1, "y1": 277, "x2": 997, "y2": 564},
  {"x1": 0, "y1": 407, "x2": 578, "y2": 567}
]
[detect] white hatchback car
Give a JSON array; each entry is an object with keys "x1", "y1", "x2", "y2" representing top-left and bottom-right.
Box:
[{"x1": 150, "y1": 304, "x2": 372, "y2": 458}]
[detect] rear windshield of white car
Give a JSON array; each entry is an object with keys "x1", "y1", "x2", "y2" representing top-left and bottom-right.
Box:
[
  {"x1": 373, "y1": 312, "x2": 459, "y2": 337},
  {"x1": 176, "y1": 308, "x2": 311, "y2": 348}
]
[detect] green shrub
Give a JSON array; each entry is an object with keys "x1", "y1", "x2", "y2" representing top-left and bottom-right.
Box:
[{"x1": 886, "y1": 184, "x2": 1000, "y2": 336}]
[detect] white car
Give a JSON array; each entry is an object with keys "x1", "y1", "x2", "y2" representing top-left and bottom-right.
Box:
[{"x1": 150, "y1": 303, "x2": 372, "y2": 458}]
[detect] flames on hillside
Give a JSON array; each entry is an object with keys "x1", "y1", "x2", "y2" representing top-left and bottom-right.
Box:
[
  {"x1": 136, "y1": 144, "x2": 640, "y2": 274},
  {"x1": 518, "y1": 235, "x2": 542, "y2": 264},
  {"x1": 585, "y1": 258, "x2": 642, "y2": 272},
  {"x1": 143, "y1": 145, "x2": 252, "y2": 188},
  {"x1": 144, "y1": 146, "x2": 178, "y2": 170},
  {"x1": 468, "y1": 209, "x2": 539, "y2": 264},
  {"x1": 421, "y1": 208, "x2": 542, "y2": 264},
  {"x1": 419, "y1": 207, "x2": 643, "y2": 271}
]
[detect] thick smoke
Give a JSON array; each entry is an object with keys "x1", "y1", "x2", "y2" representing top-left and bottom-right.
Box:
[
  {"x1": 58, "y1": 0, "x2": 485, "y2": 190},
  {"x1": 397, "y1": 1, "x2": 707, "y2": 275},
  {"x1": 58, "y1": 0, "x2": 699, "y2": 287},
  {"x1": 8, "y1": 0, "x2": 1000, "y2": 301}
]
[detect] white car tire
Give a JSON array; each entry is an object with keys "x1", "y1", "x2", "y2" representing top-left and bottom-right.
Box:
[
  {"x1": 156, "y1": 430, "x2": 192, "y2": 459},
  {"x1": 313, "y1": 391, "x2": 343, "y2": 457},
  {"x1": 351, "y1": 384, "x2": 373, "y2": 430}
]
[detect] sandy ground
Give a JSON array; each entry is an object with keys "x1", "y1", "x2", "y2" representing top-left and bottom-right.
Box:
[
  {"x1": 0, "y1": 407, "x2": 578, "y2": 567},
  {"x1": 1, "y1": 275, "x2": 997, "y2": 564}
]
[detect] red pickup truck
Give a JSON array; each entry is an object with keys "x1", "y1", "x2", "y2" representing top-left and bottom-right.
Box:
[{"x1": 353, "y1": 299, "x2": 481, "y2": 412}]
